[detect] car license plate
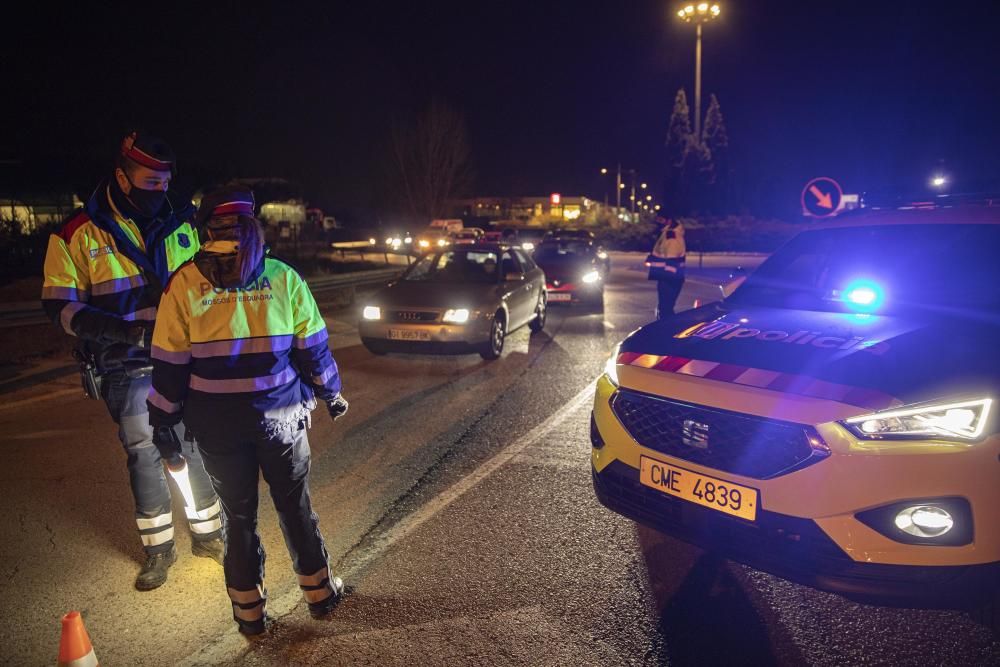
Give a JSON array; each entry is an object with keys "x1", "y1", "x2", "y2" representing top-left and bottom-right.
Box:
[
  {"x1": 639, "y1": 455, "x2": 758, "y2": 521},
  {"x1": 547, "y1": 292, "x2": 572, "y2": 301},
  {"x1": 388, "y1": 329, "x2": 430, "y2": 341}
]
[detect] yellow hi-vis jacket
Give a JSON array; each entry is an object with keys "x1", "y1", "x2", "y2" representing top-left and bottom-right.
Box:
[
  {"x1": 148, "y1": 242, "x2": 342, "y2": 434},
  {"x1": 41, "y1": 184, "x2": 199, "y2": 368}
]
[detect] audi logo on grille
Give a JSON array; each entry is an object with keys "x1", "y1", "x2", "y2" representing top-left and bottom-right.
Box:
[
  {"x1": 397, "y1": 311, "x2": 423, "y2": 321},
  {"x1": 681, "y1": 419, "x2": 710, "y2": 450}
]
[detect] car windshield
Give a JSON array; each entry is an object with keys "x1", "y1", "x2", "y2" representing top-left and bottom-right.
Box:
[
  {"x1": 728, "y1": 224, "x2": 1000, "y2": 317},
  {"x1": 403, "y1": 250, "x2": 500, "y2": 283},
  {"x1": 534, "y1": 241, "x2": 592, "y2": 261}
]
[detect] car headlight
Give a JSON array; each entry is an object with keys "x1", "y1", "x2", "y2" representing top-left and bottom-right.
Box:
[
  {"x1": 437, "y1": 238, "x2": 448, "y2": 247},
  {"x1": 362, "y1": 306, "x2": 382, "y2": 321},
  {"x1": 418, "y1": 239, "x2": 430, "y2": 248},
  {"x1": 582, "y1": 270, "x2": 601, "y2": 284},
  {"x1": 443, "y1": 308, "x2": 470, "y2": 324},
  {"x1": 841, "y1": 397, "x2": 992, "y2": 441},
  {"x1": 369, "y1": 238, "x2": 377, "y2": 245},
  {"x1": 384, "y1": 237, "x2": 393, "y2": 245},
  {"x1": 522, "y1": 242, "x2": 535, "y2": 251},
  {"x1": 404, "y1": 237, "x2": 412, "y2": 244},
  {"x1": 603, "y1": 343, "x2": 621, "y2": 386},
  {"x1": 597, "y1": 251, "x2": 608, "y2": 260}
]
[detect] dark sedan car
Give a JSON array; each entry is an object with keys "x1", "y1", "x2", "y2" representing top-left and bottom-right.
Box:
[
  {"x1": 533, "y1": 239, "x2": 608, "y2": 307},
  {"x1": 359, "y1": 244, "x2": 547, "y2": 360}
]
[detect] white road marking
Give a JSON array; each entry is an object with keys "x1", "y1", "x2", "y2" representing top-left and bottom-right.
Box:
[
  {"x1": 179, "y1": 379, "x2": 598, "y2": 667},
  {"x1": 603, "y1": 320, "x2": 616, "y2": 329},
  {"x1": 0, "y1": 387, "x2": 82, "y2": 411},
  {"x1": 346, "y1": 379, "x2": 596, "y2": 569}
]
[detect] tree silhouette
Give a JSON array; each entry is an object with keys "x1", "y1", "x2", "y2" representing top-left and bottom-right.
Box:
[{"x1": 390, "y1": 100, "x2": 473, "y2": 220}]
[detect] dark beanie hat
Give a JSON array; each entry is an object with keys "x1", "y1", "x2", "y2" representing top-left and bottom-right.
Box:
[{"x1": 120, "y1": 131, "x2": 175, "y2": 172}]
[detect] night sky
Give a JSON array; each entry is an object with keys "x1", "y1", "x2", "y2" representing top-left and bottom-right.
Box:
[{"x1": 4, "y1": 1, "x2": 1000, "y2": 221}]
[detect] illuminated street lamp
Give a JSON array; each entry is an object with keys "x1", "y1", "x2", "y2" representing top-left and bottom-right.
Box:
[
  {"x1": 600, "y1": 167, "x2": 608, "y2": 174},
  {"x1": 676, "y1": 3, "x2": 722, "y2": 141},
  {"x1": 930, "y1": 174, "x2": 948, "y2": 189},
  {"x1": 640, "y1": 182, "x2": 648, "y2": 189},
  {"x1": 645, "y1": 194, "x2": 653, "y2": 201}
]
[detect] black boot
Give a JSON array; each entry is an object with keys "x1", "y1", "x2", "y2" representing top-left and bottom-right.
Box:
[
  {"x1": 191, "y1": 536, "x2": 225, "y2": 566},
  {"x1": 308, "y1": 576, "x2": 346, "y2": 618},
  {"x1": 135, "y1": 546, "x2": 178, "y2": 591}
]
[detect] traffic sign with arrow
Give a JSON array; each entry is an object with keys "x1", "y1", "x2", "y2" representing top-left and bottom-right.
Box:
[{"x1": 801, "y1": 177, "x2": 843, "y2": 218}]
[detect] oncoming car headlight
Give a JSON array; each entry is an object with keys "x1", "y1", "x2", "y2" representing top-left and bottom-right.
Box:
[
  {"x1": 603, "y1": 343, "x2": 621, "y2": 386},
  {"x1": 418, "y1": 239, "x2": 430, "y2": 249},
  {"x1": 841, "y1": 398, "x2": 992, "y2": 441},
  {"x1": 362, "y1": 306, "x2": 382, "y2": 321},
  {"x1": 582, "y1": 270, "x2": 601, "y2": 284},
  {"x1": 443, "y1": 308, "x2": 470, "y2": 324}
]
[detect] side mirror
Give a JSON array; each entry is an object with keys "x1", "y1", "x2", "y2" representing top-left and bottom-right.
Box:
[{"x1": 504, "y1": 272, "x2": 524, "y2": 282}]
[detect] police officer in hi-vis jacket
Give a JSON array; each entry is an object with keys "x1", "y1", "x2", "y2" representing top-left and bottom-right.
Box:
[
  {"x1": 41, "y1": 131, "x2": 224, "y2": 590},
  {"x1": 148, "y1": 186, "x2": 349, "y2": 635}
]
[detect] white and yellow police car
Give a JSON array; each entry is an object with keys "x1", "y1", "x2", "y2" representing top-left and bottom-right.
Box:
[{"x1": 591, "y1": 202, "x2": 1000, "y2": 628}]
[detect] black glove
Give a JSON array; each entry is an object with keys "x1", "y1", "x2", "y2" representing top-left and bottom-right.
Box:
[
  {"x1": 152, "y1": 425, "x2": 183, "y2": 464},
  {"x1": 105, "y1": 319, "x2": 151, "y2": 349},
  {"x1": 326, "y1": 394, "x2": 349, "y2": 421},
  {"x1": 125, "y1": 324, "x2": 153, "y2": 349}
]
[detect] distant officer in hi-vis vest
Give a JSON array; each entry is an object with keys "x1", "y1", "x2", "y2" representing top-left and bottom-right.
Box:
[
  {"x1": 148, "y1": 186, "x2": 349, "y2": 635},
  {"x1": 41, "y1": 131, "x2": 223, "y2": 591}
]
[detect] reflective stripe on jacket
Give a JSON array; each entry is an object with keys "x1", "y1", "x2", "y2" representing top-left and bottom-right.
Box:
[{"x1": 148, "y1": 252, "x2": 341, "y2": 429}]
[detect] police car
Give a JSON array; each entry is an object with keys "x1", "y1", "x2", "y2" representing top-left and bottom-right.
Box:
[{"x1": 591, "y1": 202, "x2": 1000, "y2": 627}]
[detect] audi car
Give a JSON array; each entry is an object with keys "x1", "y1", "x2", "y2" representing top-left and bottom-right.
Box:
[
  {"x1": 590, "y1": 202, "x2": 1000, "y2": 629},
  {"x1": 533, "y1": 238, "x2": 609, "y2": 307},
  {"x1": 360, "y1": 244, "x2": 546, "y2": 360}
]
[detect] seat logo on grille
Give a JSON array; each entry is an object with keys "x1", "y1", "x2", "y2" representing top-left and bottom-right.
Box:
[
  {"x1": 398, "y1": 311, "x2": 422, "y2": 321},
  {"x1": 681, "y1": 419, "x2": 710, "y2": 450}
]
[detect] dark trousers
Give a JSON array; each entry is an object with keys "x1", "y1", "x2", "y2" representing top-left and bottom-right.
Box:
[
  {"x1": 101, "y1": 372, "x2": 221, "y2": 554},
  {"x1": 196, "y1": 422, "x2": 329, "y2": 599},
  {"x1": 657, "y1": 276, "x2": 685, "y2": 318}
]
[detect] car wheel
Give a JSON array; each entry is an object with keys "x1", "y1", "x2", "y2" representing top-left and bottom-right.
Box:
[
  {"x1": 529, "y1": 294, "x2": 546, "y2": 333},
  {"x1": 361, "y1": 338, "x2": 388, "y2": 356},
  {"x1": 480, "y1": 312, "x2": 506, "y2": 360}
]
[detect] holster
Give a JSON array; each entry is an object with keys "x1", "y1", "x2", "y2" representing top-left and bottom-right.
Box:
[{"x1": 72, "y1": 348, "x2": 103, "y2": 400}]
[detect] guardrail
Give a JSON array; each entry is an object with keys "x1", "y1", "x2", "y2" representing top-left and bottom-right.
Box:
[{"x1": 0, "y1": 267, "x2": 407, "y2": 329}]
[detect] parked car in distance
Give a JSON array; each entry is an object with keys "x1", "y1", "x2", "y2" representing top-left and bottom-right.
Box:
[{"x1": 451, "y1": 227, "x2": 485, "y2": 245}]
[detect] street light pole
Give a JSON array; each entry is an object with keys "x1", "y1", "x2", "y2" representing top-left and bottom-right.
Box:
[
  {"x1": 677, "y1": 3, "x2": 721, "y2": 143},
  {"x1": 694, "y1": 21, "x2": 702, "y2": 140},
  {"x1": 616, "y1": 163, "x2": 622, "y2": 213}
]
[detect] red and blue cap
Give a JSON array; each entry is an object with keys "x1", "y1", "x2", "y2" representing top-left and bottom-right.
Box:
[
  {"x1": 120, "y1": 131, "x2": 175, "y2": 172},
  {"x1": 195, "y1": 186, "x2": 256, "y2": 227}
]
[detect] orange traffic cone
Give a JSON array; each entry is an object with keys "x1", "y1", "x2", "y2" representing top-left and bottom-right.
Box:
[{"x1": 57, "y1": 611, "x2": 99, "y2": 667}]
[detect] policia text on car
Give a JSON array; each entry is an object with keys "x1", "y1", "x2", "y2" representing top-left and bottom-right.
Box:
[
  {"x1": 40, "y1": 132, "x2": 224, "y2": 591},
  {"x1": 148, "y1": 187, "x2": 349, "y2": 636}
]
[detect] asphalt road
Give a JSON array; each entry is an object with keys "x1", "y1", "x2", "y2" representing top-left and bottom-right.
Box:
[{"x1": 2, "y1": 255, "x2": 997, "y2": 666}]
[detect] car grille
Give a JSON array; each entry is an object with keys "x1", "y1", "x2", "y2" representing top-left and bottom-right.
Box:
[
  {"x1": 389, "y1": 310, "x2": 439, "y2": 323},
  {"x1": 611, "y1": 389, "x2": 826, "y2": 479}
]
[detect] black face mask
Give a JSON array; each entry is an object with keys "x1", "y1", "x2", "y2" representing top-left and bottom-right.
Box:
[{"x1": 122, "y1": 171, "x2": 167, "y2": 218}]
